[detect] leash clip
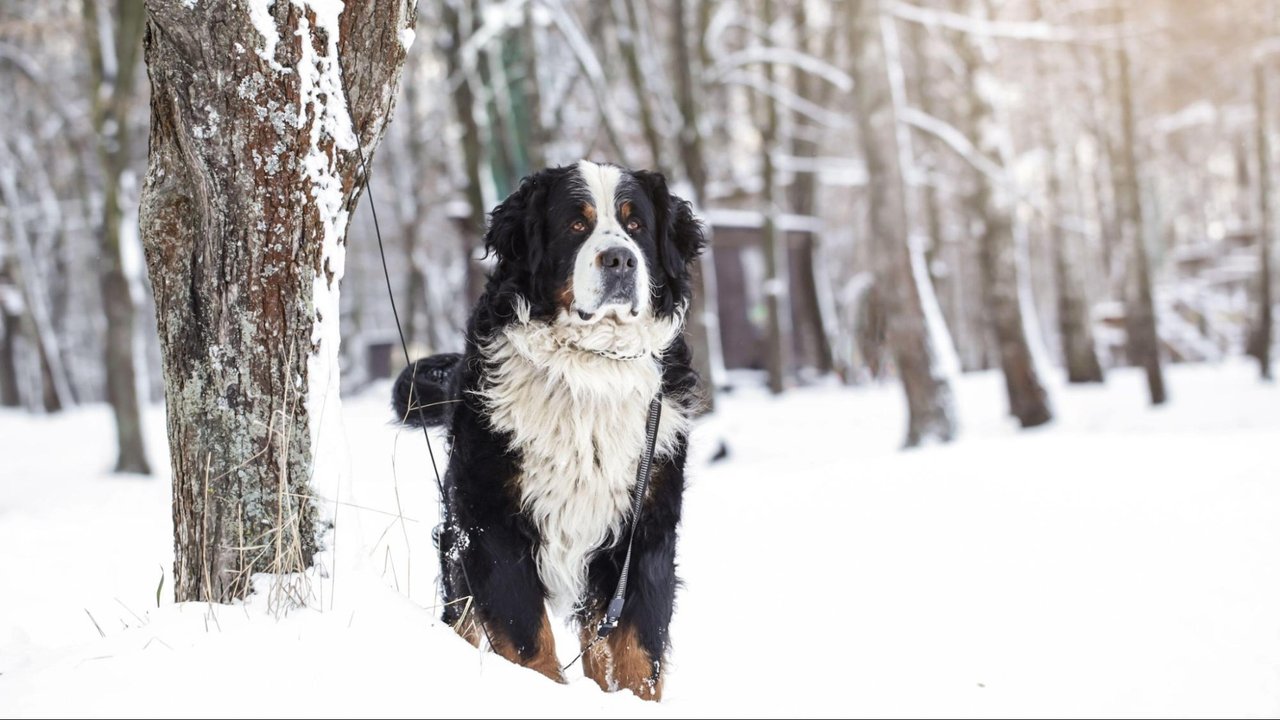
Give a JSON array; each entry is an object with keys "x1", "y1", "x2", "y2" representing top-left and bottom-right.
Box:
[{"x1": 598, "y1": 597, "x2": 626, "y2": 638}]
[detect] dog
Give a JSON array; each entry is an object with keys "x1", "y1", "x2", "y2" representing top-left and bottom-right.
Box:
[{"x1": 392, "y1": 160, "x2": 704, "y2": 700}]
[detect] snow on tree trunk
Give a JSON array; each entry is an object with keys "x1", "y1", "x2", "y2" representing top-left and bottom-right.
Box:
[
  {"x1": 850, "y1": 0, "x2": 957, "y2": 447},
  {"x1": 139, "y1": 0, "x2": 413, "y2": 603},
  {"x1": 953, "y1": 12, "x2": 1053, "y2": 428},
  {"x1": 1114, "y1": 0, "x2": 1167, "y2": 405}
]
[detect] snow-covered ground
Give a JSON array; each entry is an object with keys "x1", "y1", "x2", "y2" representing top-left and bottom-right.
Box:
[{"x1": 2, "y1": 362, "x2": 1278, "y2": 718}]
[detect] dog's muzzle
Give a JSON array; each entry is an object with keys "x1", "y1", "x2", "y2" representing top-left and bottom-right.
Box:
[
  {"x1": 598, "y1": 245, "x2": 638, "y2": 304},
  {"x1": 575, "y1": 244, "x2": 641, "y2": 321}
]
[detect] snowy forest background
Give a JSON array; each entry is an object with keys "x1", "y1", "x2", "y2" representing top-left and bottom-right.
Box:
[
  {"x1": 1, "y1": 0, "x2": 1278, "y2": 446},
  {"x1": 2, "y1": 0, "x2": 1279, "y2": 716}
]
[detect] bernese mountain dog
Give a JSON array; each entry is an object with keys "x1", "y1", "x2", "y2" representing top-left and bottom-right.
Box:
[{"x1": 392, "y1": 160, "x2": 705, "y2": 701}]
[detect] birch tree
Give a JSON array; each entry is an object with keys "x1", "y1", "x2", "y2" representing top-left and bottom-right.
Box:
[{"x1": 140, "y1": 0, "x2": 413, "y2": 602}]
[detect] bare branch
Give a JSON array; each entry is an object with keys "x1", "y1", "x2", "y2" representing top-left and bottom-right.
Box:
[
  {"x1": 890, "y1": 0, "x2": 1128, "y2": 45},
  {"x1": 709, "y1": 45, "x2": 854, "y2": 91},
  {"x1": 900, "y1": 106, "x2": 1007, "y2": 185},
  {"x1": 719, "y1": 69, "x2": 850, "y2": 130}
]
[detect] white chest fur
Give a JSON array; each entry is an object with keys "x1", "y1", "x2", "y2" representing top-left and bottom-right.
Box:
[{"x1": 476, "y1": 303, "x2": 689, "y2": 615}]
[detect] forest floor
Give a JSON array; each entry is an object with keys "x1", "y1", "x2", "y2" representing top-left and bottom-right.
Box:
[{"x1": 1, "y1": 361, "x2": 1277, "y2": 718}]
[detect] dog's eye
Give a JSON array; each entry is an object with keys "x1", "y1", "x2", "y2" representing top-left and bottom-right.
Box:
[
  {"x1": 571, "y1": 220, "x2": 588, "y2": 233},
  {"x1": 625, "y1": 218, "x2": 641, "y2": 233}
]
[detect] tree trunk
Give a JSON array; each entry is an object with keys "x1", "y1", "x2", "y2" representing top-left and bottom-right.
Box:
[
  {"x1": 787, "y1": 0, "x2": 836, "y2": 375},
  {"x1": 439, "y1": 0, "x2": 488, "y2": 304},
  {"x1": 760, "y1": 0, "x2": 789, "y2": 395},
  {"x1": 518, "y1": 2, "x2": 547, "y2": 172},
  {"x1": 1030, "y1": 0, "x2": 1103, "y2": 384},
  {"x1": 1050, "y1": 155, "x2": 1105, "y2": 383},
  {"x1": 672, "y1": 0, "x2": 725, "y2": 411},
  {"x1": 1252, "y1": 59, "x2": 1274, "y2": 381},
  {"x1": 0, "y1": 152, "x2": 74, "y2": 413},
  {"x1": 140, "y1": 0, "x2": 412, "y2": 603},
  {"x1": 85, "y1": 0, "x2": 152, "y2": 474},
  {"x1": 613, "y1": 0, "x2": 664, "y2": 169},
  {"x1": 1114, "y1": 0, "x2": 1167, "y2": 404},
  {"x1": 0, "y1": 263, "x2": 21, "y2": 407},
  {"x1": 953, "y1": 8, "x2": 1053, "y2": 428},
  {"x1": 849, "y1": 0, "x2": 957, "y2": 447}
]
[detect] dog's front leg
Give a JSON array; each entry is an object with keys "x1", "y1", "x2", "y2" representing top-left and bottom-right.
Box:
[
  {"x1": 452, "y1": 524, "x2": 565, "y2": 684},
  {"x1": 580, "y1": 532, "x2": 678, "y2": 701}
]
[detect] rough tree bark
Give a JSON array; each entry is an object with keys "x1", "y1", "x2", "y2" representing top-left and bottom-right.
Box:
[
  {"x1": 140, "y1": 0, "x2": 413, "y2": 603},
  {"x1": 84, "y1": 0, "x2": 152, "y2": 474},
  {"x1": 1114, "y1": 0, "x2": 1167, "y2": 404},
  {"x1": 952, "y1": 10, "x2": 1053, "y2": 428},
  {"x1": 849, "y1": 0, "x2": 957, "y2": 447}
]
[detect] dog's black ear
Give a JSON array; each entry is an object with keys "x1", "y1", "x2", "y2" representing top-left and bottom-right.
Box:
[
  {"x1": 484, "y1": 167, "x2": 565, "y2": 274},
  {"x1": 635, "y1": 170, "x2": 706, "y2": 280}
]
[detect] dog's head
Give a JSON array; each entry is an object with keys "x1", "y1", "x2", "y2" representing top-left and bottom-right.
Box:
[{"x1": 482, "y1": 160, "x2": 705, "y2": 328}]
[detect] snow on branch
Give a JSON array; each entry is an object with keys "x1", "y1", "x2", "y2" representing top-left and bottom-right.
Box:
[
  {"x1": 539, "y1": 0, "x2": 632, "y2": 164},
  {"x1": 0, "y1": 41, "x2": 42, "y2": 82},
  {"x1": 720, "y1": 69, "x2": 850, "y2": 129},
  {"x1": 890, "y1": 1, "x2": 1120, "y2": 45},
  {"x1": 709, "y1": 45, "x2": 853, "y2": 91},
  {"x1": 1254, "y1": 37, "x2": 1280, "y2": 62},
  {"x1": 899, "y1": 106, "x2": 1006, "y2": 186}
]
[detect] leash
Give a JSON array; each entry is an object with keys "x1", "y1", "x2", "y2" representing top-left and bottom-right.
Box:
[
  {"x1": 561, "y1": 392, "x2": 663, "y2": 671},
  {"x1": 337, "y1": 58, "x2": 501, "y2": 653}
]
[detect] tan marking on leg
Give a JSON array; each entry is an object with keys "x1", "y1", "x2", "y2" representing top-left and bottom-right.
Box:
[
  {"x1": 579, "y1": 618, "x2": 663, "y2": 701},
  {"x1": 456, "y1": 605, "x2": 565, "y2": 684}
]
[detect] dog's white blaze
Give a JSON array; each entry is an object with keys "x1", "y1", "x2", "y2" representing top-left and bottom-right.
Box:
[
  {"x1": 572, "y1": 160, "x2": 651, "y2": 318},
  {"x1": 477, "y1": 298, "x2": 690, "y2": 615}
]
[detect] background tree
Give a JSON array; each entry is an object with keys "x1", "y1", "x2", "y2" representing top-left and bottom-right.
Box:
[
  {"x1": 849, "y1": 0, "x2": 957, "y2": 446},
  {"x1": 1113, "y1": 0, "x2": 1166, "y2": 405},
  {"x1": 83, "y1": 0, "x2": 151, "y2": 474}
]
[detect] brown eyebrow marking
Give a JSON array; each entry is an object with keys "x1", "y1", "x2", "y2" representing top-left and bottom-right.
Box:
[
  {"x1": 619, "y1": 201, "x2": 633, "y2": 220},
  {"x1": 581, "y1": 203, "x2": 597, "y2": 223}
]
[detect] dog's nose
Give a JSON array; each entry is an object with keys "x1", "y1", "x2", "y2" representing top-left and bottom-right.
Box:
[{"x1": 597, "y1": 247, "x2": 637, "y2": 277}]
